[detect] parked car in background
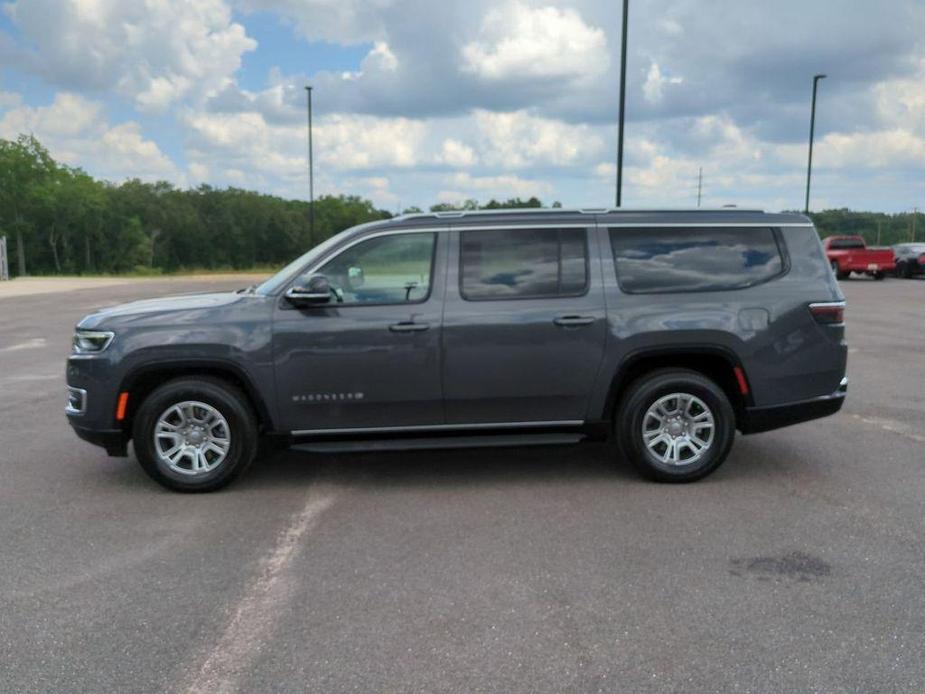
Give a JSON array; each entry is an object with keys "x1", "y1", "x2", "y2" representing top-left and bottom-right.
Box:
[
  {"x1": 66, "y1": 208, "x2": 848, "y2": 492},
  {"x1": 892, "y1": 243, "x2": 925, "y2": 279},
  {"x1": 823, "y1": 235, "x2": 895, "y2": 280}
]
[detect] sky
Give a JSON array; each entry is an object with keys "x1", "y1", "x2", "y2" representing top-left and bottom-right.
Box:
[{"x1": 1, "y1": 0, "x2": 923, "y2": 213}]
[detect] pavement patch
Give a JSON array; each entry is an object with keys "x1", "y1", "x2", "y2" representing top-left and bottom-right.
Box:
[{"x1": 729, "y1": 551, "x2": 832, "y2": 582}]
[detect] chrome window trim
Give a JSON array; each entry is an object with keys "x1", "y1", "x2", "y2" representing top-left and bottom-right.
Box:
[
  {"x1": 276, "y1": 221, "x2": 814, "y2": 295},
  {"x1": 394, "y1": 207, "x2": 769, "y2": 221},
  {"x1": 292, "y1": 420, "x2": 583, "y2": 436},
  {"x1": 604, "y1": 222, "x2": 814, "y2": 228},
  {"x1": 451, "y1": 223, "x2": 593, "y2": 230},
  {"x1": 457, "y1": 223, "x2": 813, "y2": 230}
]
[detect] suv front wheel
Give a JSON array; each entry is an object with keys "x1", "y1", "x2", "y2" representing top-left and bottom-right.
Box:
[
  {"x1": 132, "y1": 377, "x2": 259, "y2": 492},
  {"x1": 616, "y1": 369, "x2": 736, "y2": 483}
]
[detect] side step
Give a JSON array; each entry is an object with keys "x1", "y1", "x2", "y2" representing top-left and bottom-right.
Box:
[{"x1": 291, "y1": 432, "x2": 585, "y2": 454}]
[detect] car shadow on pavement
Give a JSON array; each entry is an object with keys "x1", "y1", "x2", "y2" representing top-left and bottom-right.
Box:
[
  {"x1": 236, "y1": 434, "x2": 789, "y2": 492},
  {"x1": 88, "y1": 432, "x2": 798, "y2": 494},
  {"x1": 243, "y1": 442, "x2": 635, "y2": 491}
]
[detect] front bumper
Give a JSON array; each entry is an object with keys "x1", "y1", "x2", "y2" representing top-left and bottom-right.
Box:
[
  {"x1": 66, "y1": 354, "x2": 129, "y2": 457},
  {"x1": 68, "y1": 421, "x2": 129, "y2": 457},
  {"x1": 739, "y1": 377, "x2": 847, "y2": 434}
]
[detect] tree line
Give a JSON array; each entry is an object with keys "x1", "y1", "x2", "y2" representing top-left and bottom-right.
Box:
[{"x1": 0, "y1": 134, "x2": 921, "y2": 278}]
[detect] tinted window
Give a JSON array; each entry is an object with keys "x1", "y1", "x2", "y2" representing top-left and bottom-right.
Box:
[
  {"x1": 313, "y1": 232, "x2": 435, "y2": 305},
  {"x1": 828, "y1": 237, "x2": 865, "y2": 250},
  {"x1": 460, "y1": 228, "x2": 588, "y2": 300},
  {"x1": 609, "y1": 227, "x2": 784, "y2": 294}
]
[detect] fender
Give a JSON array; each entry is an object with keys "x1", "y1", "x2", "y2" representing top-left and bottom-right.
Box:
[
  {"x1": 592, "y1": 342, "x2": 753, "y2": 425},
  {"x1": 118, "y1": 357, "x2": 278, "y2": 432}
]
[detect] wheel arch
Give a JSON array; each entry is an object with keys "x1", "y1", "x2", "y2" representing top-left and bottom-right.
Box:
[
  {"x1": 117, "y1": 360, "x2": 276, "y2": 436},
  {"x1": 602, "y1": 346, "x2": 751, "y2": 431}
]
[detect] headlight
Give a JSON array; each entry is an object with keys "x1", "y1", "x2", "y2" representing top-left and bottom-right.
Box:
[{"x1": 72, "y1": 330, "x2": 115, "y2": 354}]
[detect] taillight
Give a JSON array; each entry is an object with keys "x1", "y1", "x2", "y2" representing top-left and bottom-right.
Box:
[
  {"x1": 809, "y1": 301, "x2": 845, "y2": 325},
  {"x1": 918, "y1": 253, "x2": 925, "y2": 265}
]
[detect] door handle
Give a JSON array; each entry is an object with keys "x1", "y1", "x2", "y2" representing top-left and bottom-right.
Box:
[
  {"x1": 553, "y1": 315, "x2": 595, "y2": 327},
  {"x1": 389, "y1": 321, "x2": 431, "y2": 333}
]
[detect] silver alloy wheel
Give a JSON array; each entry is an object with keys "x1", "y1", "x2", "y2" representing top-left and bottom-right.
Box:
[
  {"x1": 153, "y1": 400, "x2": 231, "y2": 476},
  {"x1": 641, "y1": 392, "x2": 715, "y2": 466}
]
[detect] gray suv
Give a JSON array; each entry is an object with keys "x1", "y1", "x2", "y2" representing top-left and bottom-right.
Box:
[{"x1": 66, "y1": 209, "x2": 848, "y2": 492}]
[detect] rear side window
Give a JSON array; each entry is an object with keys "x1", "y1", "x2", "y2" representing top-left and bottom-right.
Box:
[
  {"x1": 827, "y1": 237, "x2": 865, "y2": 250},
  {"x1": 460, "y1": 228, "x2": 588, "y2": 300},
  {"x1": 609, "y1": 227, "x2": 784, "y2": 294}
]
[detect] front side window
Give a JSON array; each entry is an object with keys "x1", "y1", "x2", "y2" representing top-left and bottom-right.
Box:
[
  {"x1": 609, "y1": 227, "x2": 784, "y2": 294},
  {"x1": 460, "y1": 228, "x2": 588, "y2": 300},
  {"x1": 313, "y1": 232, "x2": 436, "y2": 305}
]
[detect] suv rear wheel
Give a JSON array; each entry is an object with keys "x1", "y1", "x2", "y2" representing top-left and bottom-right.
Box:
[
  {"x1": 132, "y1": 378, "x2": 258, "y2": 492},
  {"x1": 616, "y1": 369, "x2": 736, "y2": 483}
]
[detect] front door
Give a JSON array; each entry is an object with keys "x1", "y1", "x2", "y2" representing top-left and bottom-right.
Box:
[
  {"x1": 273, "y1": 229, "x2": 446, "y2": 433},
  {"x1": 441, "y1": 225, "x2": 607, "y2": 424}
]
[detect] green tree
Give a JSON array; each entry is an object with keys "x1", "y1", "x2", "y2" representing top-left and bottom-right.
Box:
[{"x1": 0, "y1": 135, "x2": 58, "y2": 276}]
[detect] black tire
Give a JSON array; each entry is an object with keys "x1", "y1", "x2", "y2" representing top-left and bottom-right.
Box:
[
  {"x1": 897, "y1": 262, "x2": 914, "y2": 279},
  {"x1": 615, "y1": 369, "x2": 736, "y2": 483},
  {"x1": 831, "y1": 260, "x2": 849, "y2": 281},
  {"x1": 873, "y1": 271, "x2": 885, "y2": 280},
  {"x1": 132, "y1": 377, "x2": 259, "y2": 492}
]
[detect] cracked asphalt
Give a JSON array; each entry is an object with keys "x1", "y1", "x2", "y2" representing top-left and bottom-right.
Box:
[{"x1": 1, "y1": 275, "x2": 923, "y2": 693}]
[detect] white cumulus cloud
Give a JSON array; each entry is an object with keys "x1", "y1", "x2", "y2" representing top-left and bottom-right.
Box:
[
  {"x1": 0, "y1": 92, "x2": 180, "y2": 182},
  {"x1": 462, "y1": 2, "x2": 608, "y2": 82},
  {"x1": 4, "y1": 0, "x2": 256, "y2": 112}
]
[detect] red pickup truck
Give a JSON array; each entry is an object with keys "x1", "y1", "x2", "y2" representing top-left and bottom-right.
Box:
[{"x1": 823, "y1": 235, "x2": 895, "y2": 280}]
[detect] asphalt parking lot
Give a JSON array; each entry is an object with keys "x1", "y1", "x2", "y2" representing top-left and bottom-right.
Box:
[{"x1": 1, "y1": 274, "x2": 924, "y2": 693}]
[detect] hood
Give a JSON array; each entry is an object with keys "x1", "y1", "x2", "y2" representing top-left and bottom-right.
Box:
[{"x1": 77, "y1": 291, "x2": 253, "y2": 329}]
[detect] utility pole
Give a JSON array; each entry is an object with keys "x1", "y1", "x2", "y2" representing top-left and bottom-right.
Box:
[
  {"x1": 804, "y1": 73, "x2": 827, "y2": 214},
  {"x1": 697, "y1": 167, "x2": 703, "y2": 208},
  {"x1": 615, "y1": 0, "x2": 629, "y2": 208},
  {"x1": 876, "y1": 220, "x2": 882, "y2": 246},
  {"x1": 913, "y1": 207, "x2": 919, "y2": 242},
  {"x1": 305, "y1": 85, "x2": 315, "y2": 245}
]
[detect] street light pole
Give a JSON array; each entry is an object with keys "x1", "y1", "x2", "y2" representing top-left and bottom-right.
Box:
[
  {"x1": 804, "y1": 73, "x2": 826, "y2": 214},
  {"x1": 305, "y1": 85, "x2": 315, "y2": 244},
  {"x1": 697, "y1": 167, "x2": 703, "y2": 208},
  {"x1": 615, "y1": 0, "x2": 629, "y2": 208}
]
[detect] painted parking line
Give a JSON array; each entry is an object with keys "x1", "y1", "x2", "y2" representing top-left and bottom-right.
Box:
[
  {"x1": 0, "y1": 338, "x2": 47, "y2": 353},
  {"x1": 184, "y1": 493, "x2": 337, "y2": 694}
]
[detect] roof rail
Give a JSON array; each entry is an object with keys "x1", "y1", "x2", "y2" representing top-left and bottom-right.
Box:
[{"x1": 394, "y1": 207, "x2": 765, "y2": 221}]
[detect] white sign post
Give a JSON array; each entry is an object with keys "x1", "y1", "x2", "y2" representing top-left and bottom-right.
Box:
[{"x1": 0, "y1": 236, "x2": 9, "y2": 281}]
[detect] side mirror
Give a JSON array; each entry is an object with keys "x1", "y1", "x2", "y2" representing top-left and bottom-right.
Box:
[{"x1": 285, "y1": 274, "x2": 333, "y2": 305}]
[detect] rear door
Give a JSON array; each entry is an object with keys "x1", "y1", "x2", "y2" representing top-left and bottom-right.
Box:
[{"x1": 441, "y1": 224, "x2": 607, "y2": 424}]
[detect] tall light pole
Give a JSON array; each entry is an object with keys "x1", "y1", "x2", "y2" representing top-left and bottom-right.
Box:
[
  {"x1": 697, "y1": 166, "x2": 703, "y2": 208},
  {"x1": 615, "y1": 0, "x2": 629, "y2": 207},
  {"x1": 305, "y1": 85, "x2": 315, "y2": 243},
  {"x1": 804, "y1": 73, "x2": 826, "y2": 214}
]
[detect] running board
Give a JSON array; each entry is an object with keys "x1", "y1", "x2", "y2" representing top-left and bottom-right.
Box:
[{"x1": 291, "y1": 432, "x2": 586, "y2": 454}]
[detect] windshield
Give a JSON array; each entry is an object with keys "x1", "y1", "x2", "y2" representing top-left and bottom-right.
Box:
[{"x1": 255, "y1": 230, "x2": 354, "y2": 295}]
